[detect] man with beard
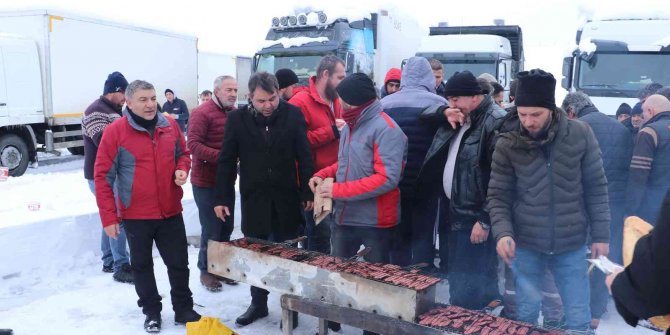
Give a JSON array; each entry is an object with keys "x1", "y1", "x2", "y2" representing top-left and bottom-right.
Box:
[
  {"x1": 275, "y1": 68, "x2": 300, "y2": 100},
  {"x1": 187, "y1": 75, "x2": 239, "y2": 292},
  {"x1": 288, "y1": 55, "x2": 346, "y2": 256},
  {"x1": 488, "y1": 69, "x2": 610, "y2": 333},
  {"x1": 82, "y1": 71, "x2": 133, "y2": 284},
  {"x1": 214, "y1": 72, "x2": 313, "y2": 328},
  {"x1": 416, "y1": 71, "x2": 504, "y2": 309}
]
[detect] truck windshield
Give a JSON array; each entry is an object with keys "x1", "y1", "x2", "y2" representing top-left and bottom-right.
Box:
[
  {"x1": 442, "y1": 61, "x2": 497, "y2": 78},
  {"x1": 577, "y1": 53, "x2": 670, "y2": 94},
  {"x1": 257, "y1": 54, "x2": 322, "y2": 79}
]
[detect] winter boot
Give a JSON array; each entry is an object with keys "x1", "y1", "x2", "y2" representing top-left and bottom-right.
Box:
[
  {"x1": 174, "y1": 309, "x2": 201, "y2": 325},
  {"x1": 200, "y1": 271, "x2": 222, "y2": 292},
  {"x1": 102, "y1": 264, "x2": 114, "y2": 273},
  {"x1": 235, "y1": 304, "x2": 269, "y2": 326},
  {"x1": 144, "y1": 314, "x2": 161, "y2": 333},
  {"x1": 113, "y1": 263, "x2": 134, "y2": 284}
]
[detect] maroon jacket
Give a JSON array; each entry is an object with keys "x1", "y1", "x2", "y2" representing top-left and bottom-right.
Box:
[{"x1": 187, "y1": 97, "x2": 234, "y2": 187}]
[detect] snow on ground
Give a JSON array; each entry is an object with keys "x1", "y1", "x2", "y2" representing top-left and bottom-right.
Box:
[{"x1": 0, "y1": 157, "x2": 659, "y2": 334}]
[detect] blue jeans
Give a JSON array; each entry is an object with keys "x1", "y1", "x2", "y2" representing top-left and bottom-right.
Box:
[
  {"x1": 88, "y1": 179, "x2": 130, "y2": 272},
  {"x1": 303, "y1": 210, "x2": 332, "y2": 254},
  {"x1": 192, "y1": 185, "x2": 234, "y2": 272},
  {"x1": 513, "y1": 247, "x2": 591, "y2": 332}
]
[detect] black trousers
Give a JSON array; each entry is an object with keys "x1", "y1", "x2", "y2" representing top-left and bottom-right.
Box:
[
  {"x1": 123, "y1": 214, "x2": 193, "y2": 316},
  {"x1": 244, "y1": 205, "x2": 299, "y2": 307},
  {"x1": 331, "y1": 225, "x2": 393, "y2": 265}
]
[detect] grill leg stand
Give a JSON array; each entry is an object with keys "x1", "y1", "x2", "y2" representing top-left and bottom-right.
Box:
[
  {"x1": 282, "y1": 306, "x2": 293, "y2": 335},
  {"x1": 318, "y1": 318, "x2": 329, "y2": 335}
]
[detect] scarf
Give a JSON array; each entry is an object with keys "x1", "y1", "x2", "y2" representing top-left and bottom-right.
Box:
[{"x1": 342, "y1": 99, "x2": 375, "y2": 129}]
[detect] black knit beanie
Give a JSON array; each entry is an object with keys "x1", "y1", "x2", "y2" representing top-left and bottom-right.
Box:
[
  {"x1": 336, "y1": 73, "x2": 377, "y2": 106},
  {"x1": 444, "y1": 71, "x2": 483, "y2": 97},
  {"x1": 165, "y1": 88, "x2": 174, "y2": 96},
  {"x1": 515, "y1": 69, "x2": 556, "y2": 110},
  {"x1": 103, "y1": 72, "x2": 128, "y2": 95},
  {"x1": 616, "y1": 103, "x2": 632, "y2": 117},
  {"x1": 275, "y1": 68, "x2": 299, "y2": 89}
]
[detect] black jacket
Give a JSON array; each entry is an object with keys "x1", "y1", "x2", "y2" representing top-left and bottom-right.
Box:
[
  {"x1": 577, "y1": 106, "x2": 633, "y2": 204},
  {"x1": 416, "y1": 95, "x2": 505, "y2": 230},
  {"x1": 163, "y1": 98, "x2": 189, "y2": 124},
  {"x1": 613, "y1": 190, "x2": 670, "y2": 332},
  {"x1": 214, "y1": 100, "x2": 314, "y2": 237},
  {"x1": 488, "y1": 107, "x2": 610, "y2": 254}
]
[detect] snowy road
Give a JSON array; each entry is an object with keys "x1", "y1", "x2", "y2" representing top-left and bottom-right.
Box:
[{"x1": 0, "y1": 159, "x2": 658, "y2": 334}]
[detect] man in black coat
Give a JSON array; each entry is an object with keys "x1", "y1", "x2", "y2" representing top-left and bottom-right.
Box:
[
  {"x1": 163, "y1": 88, "x2": 189, "y2": 133},
  {"x1": 213, "y1": 72, "x2": 314, "y2": 328},
  {"x1": 563, "y1": 91, "x2": 633, "y2": 329},
  {"x1": 607, "y1": 190, "x2": 670, "y2": 335}
]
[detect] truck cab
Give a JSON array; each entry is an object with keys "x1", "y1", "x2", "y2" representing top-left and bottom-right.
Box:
[
  {"x1": 0, "y1": 34, "x2": 42, "y2": 176},
  {"x1": 416, "y1": 25, "x2": 524, "y2": 96},
  {"x1": 562, "y1": 18, "x2": 670, "y2": 114},
  {"x1": 254, "y1": 10, "x2": 422, "y2": 88}
]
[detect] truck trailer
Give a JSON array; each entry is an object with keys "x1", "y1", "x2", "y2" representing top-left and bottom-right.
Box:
[{"x1": 0, "y1": 10, "x2": 198, "y2": 176}]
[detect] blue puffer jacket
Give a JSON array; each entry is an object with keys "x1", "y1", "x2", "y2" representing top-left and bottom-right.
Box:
[
  {"x1": 381, "y1": 57, "x2": 447, "y2": 199},
  {"x1": 578, "y1": 106, "x2": 633, "y2": 204}
]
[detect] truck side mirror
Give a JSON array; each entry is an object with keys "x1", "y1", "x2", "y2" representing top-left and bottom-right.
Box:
[
  {"x1": 253, "y1": 54, "x2": 261, "y2": 73},
  {"x1": 561, "y1": 57, "x2": 573, "y2": 90},
  {"x1": 345, "y1": 52, "x2": 355, "y2": 73}
]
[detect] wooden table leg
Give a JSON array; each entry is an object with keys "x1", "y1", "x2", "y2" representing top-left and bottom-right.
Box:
[
  {"x1": 282, "y1": 306, "x2": 293, "y2": 335},
  {"x1": 318, "y1": 318, "x2": 329, "y2": 335}
]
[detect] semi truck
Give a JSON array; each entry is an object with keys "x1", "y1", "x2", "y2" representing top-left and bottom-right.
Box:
[
  {"x1": 562, "y1": 17, "x2": 670, "y2": 114},
  {"x1": 0, "y1": 10, "x2": 198, "y2": 177},
  {"x1": 415, "y1": 24, "x2": 524, "y2": 96},
  {"x1": 253, "y1": 9, "x2": 423, "y2": 88}
]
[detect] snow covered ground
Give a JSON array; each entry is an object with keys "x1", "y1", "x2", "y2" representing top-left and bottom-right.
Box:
[{"x1": 0, "y1": 157, "x2": 659, "y2": 334}]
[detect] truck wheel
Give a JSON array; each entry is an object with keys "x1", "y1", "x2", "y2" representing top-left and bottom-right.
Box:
[
  {"x1": 0, "y1": 134, "x2": 30, "y2": 177},
  {"x1": 67, "y1": 146, "x2": 85, "y2": 155}
]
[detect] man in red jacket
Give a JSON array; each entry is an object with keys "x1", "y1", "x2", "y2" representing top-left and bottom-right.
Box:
[
  {"x1": 95, "y1": 80, "x2": 200, "y2": 333},
  {"x1": 187, "y1": 75, "x2": 239, "y2": 292},
  {"x1": 288, "y1": 55, "x2": 346, "y2": 254}
]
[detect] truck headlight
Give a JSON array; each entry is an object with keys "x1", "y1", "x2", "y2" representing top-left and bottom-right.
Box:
[
  {"x1": 318, "y1": 12, "x2": 327, "y2": 24},
  {"x1": 298, "y1": 14, "x2": 307, "y2": 25},
  {"x1": 289, "y1": 15, "x2": 297, "y2": 26},
  {"x1": 272, "y1": 17, "x2": 280, "y2": 27},
  {"x1": 280, "y1": 16, "x2": 289, "y2": 26}
]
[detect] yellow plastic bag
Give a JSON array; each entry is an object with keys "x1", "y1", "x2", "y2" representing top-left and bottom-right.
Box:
[
  {"x1": 623, "y1": 216, "x2": 669, "y2": 331},
  {"x1": 186, "y1": 316, "x2": 238, "y2": 335}
]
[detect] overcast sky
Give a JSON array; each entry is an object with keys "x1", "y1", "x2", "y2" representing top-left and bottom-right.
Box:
[{"x1": 0, "y1": 0, "x2": 668, "y2": 80}]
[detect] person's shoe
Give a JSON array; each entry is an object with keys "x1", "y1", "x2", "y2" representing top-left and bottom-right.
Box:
[
  {"x1": 213, "y1": 274, "x2": 239, "y2": 286},
  {"x1": 279, "y1": 311, "x2": 299, "y2": 330},
  {"x1": 144, "y1": 314, "x2": 161, "y2": 333},
  {"x1": 328, "y1": 321, "x2": 341, "y2": 331},
  {"x1": 113, "y1": 263, "x2": 134, "y2": 284},
  {"x1": 200, "y1": 271, "x2": 222, "y2": 292},
  {"x1": 174, "y1": 309, "x2": 201, "y2": 325},
  {"x1": 235, "y1": 304, "x2": 269, "y2": 326},
  {"x1": 102, "y1": 264, "x2": 114, "y2": 273}
]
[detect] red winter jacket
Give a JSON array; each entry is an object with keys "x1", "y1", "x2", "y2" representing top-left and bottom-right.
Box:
[
  {"x1": 187, "y1": 98, "x2": 233, "y2": 188},
  {"x1": 94, "y1": 111, "x2": 191, "y2": 227},
  {"x1": 288, "y1": 77, "x2": 343, "y2": 171}
]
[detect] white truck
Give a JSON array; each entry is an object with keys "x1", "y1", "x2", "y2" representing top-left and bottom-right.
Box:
[
  {"x1": 415, "y1": 25, "x2": 524, "y2": 97},
  {"x1": 253, "y1": 8, "x2": 424, "y2": 88},
  {"x1": 0, "y1": 10, "x2": 198, "y2": 177},
  {"x1": 197, "y1": 52, "x2": 252, "y2": 105},
  {"x1": 562, "y1": 18, "x2": 670, "y2": 114}
]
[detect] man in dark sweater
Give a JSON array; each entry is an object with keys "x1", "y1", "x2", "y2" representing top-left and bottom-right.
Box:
[
  {"x1": 81, "y1": 71, "x2": 132, "y2": 284},
  {"x1": 163, "y1": 88, "x2": 189, "y2": 133}
]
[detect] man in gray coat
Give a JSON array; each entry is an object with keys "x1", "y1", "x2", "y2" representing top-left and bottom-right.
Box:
[{"x1": 488, "y1": 69, "x2": 610, "y2": 332}]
